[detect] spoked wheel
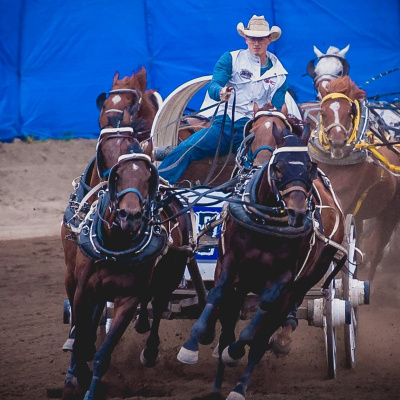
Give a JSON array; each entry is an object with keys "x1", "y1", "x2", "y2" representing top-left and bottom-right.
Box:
[
  {"x1": 342, "y1": 214, "x2": 358, "y2": 369},
  {"x1": 324, "y1": 262, "x2": 337, "y2": 379}
]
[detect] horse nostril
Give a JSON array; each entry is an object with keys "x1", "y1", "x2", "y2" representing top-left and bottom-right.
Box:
[
  {"x1": 128, "y1": 211, "x2": 142, "y2": 223},
  {"x1": 117, "y1": 209, "x2": 128, "y2": 220}
]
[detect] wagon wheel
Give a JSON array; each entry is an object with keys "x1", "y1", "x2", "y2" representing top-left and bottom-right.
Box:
[
  {"x1": 324, "y1": 261, "x2": 337, "y2": 379},
  {"x1": 342, "y1": 214, "x2": 358, "y2": 368}
]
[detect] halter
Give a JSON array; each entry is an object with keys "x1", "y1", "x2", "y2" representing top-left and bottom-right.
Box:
[{"x1": 318, "y1": 93, "x2": 361, "y2": 149}]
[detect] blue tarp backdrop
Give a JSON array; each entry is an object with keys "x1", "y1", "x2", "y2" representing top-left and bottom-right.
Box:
[{"x1": 0, "y1": 0, "x2": 399, "y2": 141}]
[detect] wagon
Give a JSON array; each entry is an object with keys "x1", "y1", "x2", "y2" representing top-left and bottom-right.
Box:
[{"x1": 63, "y1": 76, "x2": 370, "y2": 379}]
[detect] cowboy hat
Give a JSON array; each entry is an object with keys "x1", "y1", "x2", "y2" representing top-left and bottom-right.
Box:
[{"x1": 237, "y1": 15, "x2": 281, "y2": 41}]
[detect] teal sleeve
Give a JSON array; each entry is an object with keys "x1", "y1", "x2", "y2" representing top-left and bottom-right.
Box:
[
  {"x1": 271, "y1": 79, "x2": 288, "y2": 110},
  {"x1": 208, "y1": 52, "x2": 233, "y2": 101}
]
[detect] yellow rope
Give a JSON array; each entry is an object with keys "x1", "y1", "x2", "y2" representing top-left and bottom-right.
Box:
[
  {"x1": 317, "y1": 93, "x2": 360, "y2": 149},
  {"x1": 352, "y1": 169, "x2": 385, "y2": 216},
  {"x1": 355, "y1": 140, "x2": 400, "y2": 173}
]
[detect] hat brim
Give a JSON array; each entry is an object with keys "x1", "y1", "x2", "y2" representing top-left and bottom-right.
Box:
[{"x1": 237, "y1": 22, "x2": 281, "y2": 41}]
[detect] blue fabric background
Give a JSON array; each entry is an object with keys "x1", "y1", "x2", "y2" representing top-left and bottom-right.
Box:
[{"x1": 0, "y1": 0, "x2": 399, "y2": 141}]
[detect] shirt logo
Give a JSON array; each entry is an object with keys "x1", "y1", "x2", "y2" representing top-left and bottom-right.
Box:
[
  {"x1": 240, "y1": 69, "x2": 252, "y2": 79},
  {"x1": 264, "y1": 78, "x2": 275, "y2": 85}
]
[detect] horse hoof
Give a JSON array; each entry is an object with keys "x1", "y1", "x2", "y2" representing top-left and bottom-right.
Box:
[
  {"x1": 62, "y1": 338, "x2": 74, "y2": 352},
  {"x1": 270, "y1": 337, "x2": 292, "y2": 357},
  {"x1": 226, "y1": 390, "x2": 245, "y2": 400},
  {"x1": 140, "y1": 348, "x2": 159, "y2": 367},
  {"x1": 221, "y1": 346, "x2": 239, "y2": 367},
  {"x1": 177, "y1": 346, "x2": 198, "y2": 364}
]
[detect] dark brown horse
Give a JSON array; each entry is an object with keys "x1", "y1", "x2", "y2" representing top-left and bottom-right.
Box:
[
  {"x1": 307, "y1": 76, "x2": 400, "y2": 280},
  {"x1": 177, "y1": 122, "x2": 345, "y2": 399},
  {"x1": 63, "y1": 150, "x2": 196, "y2": 400}
]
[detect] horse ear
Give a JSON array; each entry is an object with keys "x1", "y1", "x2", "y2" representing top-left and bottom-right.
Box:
[
  {"x1": 338, "y1": 44, "x2": 350, "y2": 58},
  {"x1": 96, "y1": 92, "x2": 107, "y2": 110},
  {"x1": 319, "y1": 82, "x2": 329, "y2": 98},
  {"x1": 135, "y1": 67, "x2": 147, "y2": 92},
  {"x1": 272, "y1": 122, "x2": 284, "y2": 146},
  {"x1": 253, "y1": 102, "x2": 260, "y2": 114},
  {"x1": 313, "y1": 45, "x2": 324, "y2": 58},
  {"x1": 301, "y1": 123, "x2": 311, "y2": 145},
  {"x1": 113, "y1": 71, "x2": 120, "y2": 86}
]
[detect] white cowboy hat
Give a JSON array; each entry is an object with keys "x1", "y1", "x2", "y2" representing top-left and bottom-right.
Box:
[{"x1": 237, "y1": 15, "x2": 281, "y2": 41}]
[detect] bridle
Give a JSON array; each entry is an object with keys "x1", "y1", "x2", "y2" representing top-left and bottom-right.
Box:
[
  {"x1": 99, "y1": 88, "x2": 143, "y2": 130},
  {"x1": 307, "y1": 55, "x2": 350, "y2": 90},
  {"x1": 108, "y1": 153, "x2": 159, "y2": 218},
  {"x1": 318, "y1": 93, "x2": 360, "y2": 149},
  {"x1": 96, "y1": 127, "x2": 137, "y2": 179}
]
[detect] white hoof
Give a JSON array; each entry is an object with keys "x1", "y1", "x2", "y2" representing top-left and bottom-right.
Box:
[
  {"x1": 177, "y1": 346, "x2": 198, "y2": 364},
  {"x1": 62, "y1": 338, "x2": 74, "y2": 352},
  {"x1": 221, "y1": 346, "x2": 239, "y2": 367},
  {"x1": 226, "y1": 391, "x2": 245, "y2": 400},
  {"x1": 140, "y1": 348, "x2": 159, "y2": 367}
]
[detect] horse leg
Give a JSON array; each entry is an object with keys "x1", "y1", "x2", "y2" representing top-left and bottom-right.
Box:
[
  {"x1": 139, "y1": 295, "x2": 166, "y2": 367},
  {"x1": 211, "y1": 291, "x2": 244, "y2": 395},
  {"x1": 177, "y1": 281, "x2": 235, "y2": 364},
  {"x1": 135, "y1": 299, "x2": 151, "y2": 334},
  {"x1": 361, "y1": 196, "x2": 400, "y2": 281},
  {"x1": 83, "y1": 297, "x2": 140, "y2": 400},
  {"x1": 270, "y1": 304, "x2": 299, "y2": 356},
  {"x1": 222, "y1": 272, "x2": 292, "y2": 366}
]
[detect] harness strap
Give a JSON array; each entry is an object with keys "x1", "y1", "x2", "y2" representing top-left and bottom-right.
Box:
[
  {"x1": 77, "y1": 181, "x2": 108, "y2": 214},
  {"x1": 116, "y1": 188, "x2": 144, "y2": 204}
]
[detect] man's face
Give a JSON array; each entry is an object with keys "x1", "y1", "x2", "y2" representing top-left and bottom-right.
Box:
[{"x1": 245, "y1": 36, "x2": 272, "y2": 57}]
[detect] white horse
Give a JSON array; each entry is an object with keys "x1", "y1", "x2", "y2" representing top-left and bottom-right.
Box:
[{"x1": 307, "y1": 44, "x2": 400, "y2": 139}]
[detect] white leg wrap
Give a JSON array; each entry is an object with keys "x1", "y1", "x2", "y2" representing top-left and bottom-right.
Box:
[
  {"x1": 62, "y1": 338, "x2": 74, "y2": 352},
  {"x1": 227, "y1": 391, "x2": 245, "y2": 400},
  {"x1": 221, "y1": 346, "x2": 239, "y2": 367},
  {"x1": 177, "y1": 346, "x2": 199, "y2": 364}
]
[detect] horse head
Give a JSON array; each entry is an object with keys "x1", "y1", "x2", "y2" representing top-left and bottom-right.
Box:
[
  {"x1": 318, "y1": 76, "x2": 366, "y2": 159},
  {"x1": 268, "y1": 123, "x2": 317, "y2": 227},
  {"x1": 96, "y1": 128, "x2": 143, "y2": 180},
  {"x1": 308, "y1": 45, "x2": 350, "y2": 100},
  {"x1": 245, "y1": 102, "x2": 306, "y2": 167},
  {"x1": 108, "y1": 153, "x2": 158, "y2": 234},
  {"x1": 97, "y1": 68, "x2": 159, "y2": 141}
]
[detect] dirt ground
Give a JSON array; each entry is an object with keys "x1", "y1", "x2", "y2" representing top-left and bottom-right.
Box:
[{"x1": 0, "y1": 138, "x2": 400, "y2": 400}]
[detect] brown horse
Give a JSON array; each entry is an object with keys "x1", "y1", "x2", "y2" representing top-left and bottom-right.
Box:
[
  {"x1": 307, "y1": 75, "x2": 400, "y2": 280},
  {"x1": 63, "y1": 150, "x2": 196, "y2": 400},
  {"x1": 177, "y1": 122, "x2": 345, "y2": 399},
  {"x1": 62, "y1": 69, "x2": 160, "y2": 351}
]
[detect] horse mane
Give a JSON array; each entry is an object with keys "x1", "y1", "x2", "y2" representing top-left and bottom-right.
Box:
[{"x1": 326, "y1": 76, "x2": 366, "y2": 101}]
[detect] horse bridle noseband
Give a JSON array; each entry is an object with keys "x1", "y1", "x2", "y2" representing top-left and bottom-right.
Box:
[{"x1": 318, "y1": 93, "x2": 360, "y2": 148}]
